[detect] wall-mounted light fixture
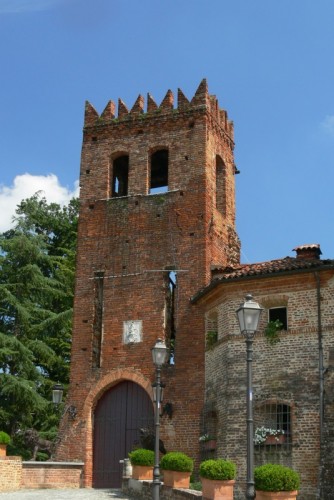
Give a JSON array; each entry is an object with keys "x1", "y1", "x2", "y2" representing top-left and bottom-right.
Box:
[
  {"x1": 52, "y1": 383, "x2": 77, "y2": 420},
  {"x1": 161, "y1": 402, "x2": 173, "y2": 419}
]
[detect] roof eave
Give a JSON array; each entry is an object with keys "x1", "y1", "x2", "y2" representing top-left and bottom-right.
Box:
[{"x1": 191, "y1": 263, "x2": 334, "y2": 304}]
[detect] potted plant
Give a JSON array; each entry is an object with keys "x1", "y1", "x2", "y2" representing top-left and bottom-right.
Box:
[
  {"x1": 199, "y1": 433, "x2": 217, "y2": 450},
  {"x1": 254, "y1": 427, "x2": 286, "y2": 446},
  {"x1": 200, "y1": 458, "x2": 236, "y2": 499},
  {"x1": 0, "y1": 431, "x2": 11, "y2": 457},
  {"x1": 160, "y1": 451, "x2": 194, "y2": 488},
  {"x1": 128, "y1": 448, "x2": 154, "y2": 480},
  {"x1": 254, "y1": 463, "x2": 300, "y2": 499}
]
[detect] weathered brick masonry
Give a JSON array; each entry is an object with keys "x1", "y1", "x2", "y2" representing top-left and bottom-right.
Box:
[
  {"x1": 56, "y1": 80, "x2": 240, "y2": 487},
  {"x1": 55, "y1": 78, "x2": 334, "y2": 499},
  {"x1": 53, "y1": 78, "x2": 334, "y2": 499},
  {"x1": 192, "y1": 248, "x2": 334, "y2": 499},
  {"x1": 0, "y1": 457, "x2": 22, "y2": 492},
  {"x1": 21, "y1": 461, "x2": 84, "y2": 489}
]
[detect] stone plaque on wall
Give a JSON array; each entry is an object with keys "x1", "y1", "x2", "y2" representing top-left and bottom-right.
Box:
[{"x1": 123, "y1": 320, "x2": 142, "y2": 344}]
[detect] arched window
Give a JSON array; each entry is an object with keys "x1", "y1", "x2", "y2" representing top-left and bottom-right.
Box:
[
  {"x1": 150, "y1": 149, "x2": 168, "y2": 193},
  {"x1": 215, "y1": 155, "x2": 226, "y2": 213},
  {"x1": 112, "y1": 155, "x2": 129, "y2": 197}
]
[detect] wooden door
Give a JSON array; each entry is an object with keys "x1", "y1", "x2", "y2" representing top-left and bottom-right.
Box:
[{"x1": 93, "y1": 381, "x2": 154, "y2": 487}]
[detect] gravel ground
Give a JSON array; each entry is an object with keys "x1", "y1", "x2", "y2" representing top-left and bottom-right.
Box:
[{"x1": 0, "y1": 489, "x2": 129, "y2": 499}]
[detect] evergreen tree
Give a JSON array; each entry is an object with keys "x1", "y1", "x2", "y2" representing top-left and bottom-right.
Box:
[{"x1": 0, "y1": 193, "x2": 78, "y2": 458}]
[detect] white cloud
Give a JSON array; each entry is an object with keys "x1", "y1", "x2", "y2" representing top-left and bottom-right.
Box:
[
  {"x1": 0, "y1": 173, "x2": 79, "y2": 233},
  {"x1": 0, "y1": 0, "x2": 62, "y2": 14},
  {"x1": 321, "y1": 115, "x2": 334, "y2": 137}
]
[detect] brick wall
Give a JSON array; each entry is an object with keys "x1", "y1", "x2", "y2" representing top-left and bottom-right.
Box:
[
  {"x1": 21, "y1": 461, "x2": 84, "y2": 489},
  {"x1": 0, "y1": 457, "x2": 22, "y2": 492},
  {"x1": 202, "y1": 270, "x2": 334, "y2": 499},
  {"x1": 56, "y1": 80, "x2": 240, "y2": 486}
]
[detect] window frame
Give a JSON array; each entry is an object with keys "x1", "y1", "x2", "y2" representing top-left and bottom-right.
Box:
[
  {"x1": 111, "y1": 154, "x2": 129, "y2": 197},
  {"x1": 255, "y1": 401, "x2": 292, "y2": 449},
  {"x1": 215, "y1": 154, "x2": 226, "y2": 213},
  {"x1": 150, "y1": 149, "x2": 169, "y2": 194},
  {"x1": 268, "y1": 306, "x2": 288, "y2": 330}
]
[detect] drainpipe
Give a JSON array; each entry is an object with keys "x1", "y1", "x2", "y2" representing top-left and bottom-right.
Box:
[{"x1": 314, "y1": 271, "x2": 324, "y2": 499}]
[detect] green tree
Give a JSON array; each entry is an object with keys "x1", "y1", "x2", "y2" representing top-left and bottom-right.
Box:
[{"x1": 0, "y1": 193, "x2": 78, "y2": 457}]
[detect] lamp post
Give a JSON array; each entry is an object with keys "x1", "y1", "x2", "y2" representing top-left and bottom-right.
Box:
[
  {"x1": 151, "y1": 338, "x2": 168, "y2": 500},
  {"x1": 236, "y1": 294, "x2": 263, "y2": 500}
]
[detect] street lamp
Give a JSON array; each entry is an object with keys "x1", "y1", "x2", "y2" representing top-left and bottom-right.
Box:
[
  {"x1": 151, "y1": 338, "x2": 168, "y2": 500},
  {"x1": 236, "y1": 294, "x2": 263, "y2": 500}
]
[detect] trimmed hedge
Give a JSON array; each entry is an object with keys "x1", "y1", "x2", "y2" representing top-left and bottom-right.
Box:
[
  {"x1": 0, "y1": 431, "x2": 11, "y2": 445},
  {"x1": 128, "y1": 448, "x2": 155, "y2": 466},
  {"x1": 199, "y1": 459, "x2": 236, "y2": 481},
  {"x1": 160, "y1": 452, "x2": 194, "y2": 472},
  {"x1": 254, "y1": 464, "x2": 300, "y2": 492}
]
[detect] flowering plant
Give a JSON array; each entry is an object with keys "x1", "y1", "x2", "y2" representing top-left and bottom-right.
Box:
[
  {"x1": 199, "y1": 433, "x2": 215, "y2": 443},
  {"x1": 254, "y1": 426, "x2": 284, "y2": 445},
  {"x1": 264, "y1": 320, "x2": 284, "y2": 344}
]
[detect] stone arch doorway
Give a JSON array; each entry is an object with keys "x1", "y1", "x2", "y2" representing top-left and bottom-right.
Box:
[{"x1": 92, "y1": 380, "x2": 154, "y2": 488}]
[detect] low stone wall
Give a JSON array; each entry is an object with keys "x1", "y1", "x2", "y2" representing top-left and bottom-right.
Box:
[
  {"x1": 123, "y1": 478, "x2": 202, "y2": 499},
  {"x1": 0, "y1": 457, "x2": 22, "y2": 492},
  {"x1": 22, "y1": 461, "x2": 84, "y2": 489}
]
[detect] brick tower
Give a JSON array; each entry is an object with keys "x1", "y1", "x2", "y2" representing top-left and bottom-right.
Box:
[{"x1": 56, "y1": 79, "x2": 240, "y2": 487}]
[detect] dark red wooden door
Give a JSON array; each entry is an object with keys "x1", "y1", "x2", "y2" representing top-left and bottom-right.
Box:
[{"x1": 93, "y1": 381, "x2": 154, "y2": 488}]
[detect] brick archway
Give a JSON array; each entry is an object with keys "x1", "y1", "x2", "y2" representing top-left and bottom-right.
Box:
[{"x1": 82, "y1": 369, "x2": 153, "y2": 487}]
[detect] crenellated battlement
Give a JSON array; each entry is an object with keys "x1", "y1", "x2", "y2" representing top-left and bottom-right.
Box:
[{"x1": 84, "y1": 79, "x2": 234, "y2": 138}]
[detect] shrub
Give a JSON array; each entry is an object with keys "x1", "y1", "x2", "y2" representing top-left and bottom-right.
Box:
[
  {"x1": 128, "y1": 448, "x2": 154, "y2": 466},
  {"x1": 254, "y1": 464, "x2": 300, "y2": 492},
  {"x1": 0, "y1": 431, "x2": 11, "y2": 445},
  {"x1": 190, "y1": 481, "x2": 202, "y2": 491},
  {"x1": 36, "y1": 452, "x2": 49, "y2": 461},
  {"x1": 199, "y1": 459, "x2": 236, "y2": 481},
  {"x1": 160, "y1": 452, "x2": 194, "y2": 472}
]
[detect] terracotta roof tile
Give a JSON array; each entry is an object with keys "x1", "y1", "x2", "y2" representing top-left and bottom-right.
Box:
[
  {"x1": 211, "y1": 257, "x2": 334, "y2": 281},
  {"x1": 191, "y1": 256, "x2": 334, "y2": 304},
  {"x1": 292, "y1": 243, "x2": 321, "y2": 252}
]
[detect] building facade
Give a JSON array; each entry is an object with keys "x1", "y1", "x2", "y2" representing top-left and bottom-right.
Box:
[
  {"x1": 58, "y1": 79, "x2": 334, "y2": 498},
  {"x1": 56, "y1": 80, "x2": 240, "y2": 487},
  {"x1": 192, "y1": 244, "x2": 334, "y2": 499}
]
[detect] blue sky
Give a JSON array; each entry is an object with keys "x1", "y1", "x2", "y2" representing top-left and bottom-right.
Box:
[{"x1": 1, "y1": 0, "x2": 334, "y2": 263}]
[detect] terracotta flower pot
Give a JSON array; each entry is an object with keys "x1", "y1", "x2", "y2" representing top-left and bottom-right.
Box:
[
  {"x1": 265, "y1": 434, "x2": 286, "y2": 445},
  {"x1": 201, "y1": 477, "x2": 235, "y2": 499},
  {"x1": 255, "y1": 490, "x2": 298, "y2": 500},
  {"x1": 162, "y1": 470, "x2": 191, "y2": 488},
  {"x1": 0, "y1": 444, "x2": 7, "y2": 458},
  {"x1": 131, "y1": 465, "x2": 153, "y2": 480},
  {"x1": 203, "y1": 439, "x2": 217, "y2": 451}
]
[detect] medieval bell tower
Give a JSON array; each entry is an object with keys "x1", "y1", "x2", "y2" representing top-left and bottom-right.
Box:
[{"x1": 56, "y1": 79, "x2": 240, "y2": 487}]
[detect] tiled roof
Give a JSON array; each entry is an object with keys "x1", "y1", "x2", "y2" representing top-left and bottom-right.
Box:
[
  {"x1": 191, "y1": 256, "x2": 334, "y2": 303},
  {"x1": 211, "y1": 256, "x2": 334, "y2": 281}
]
